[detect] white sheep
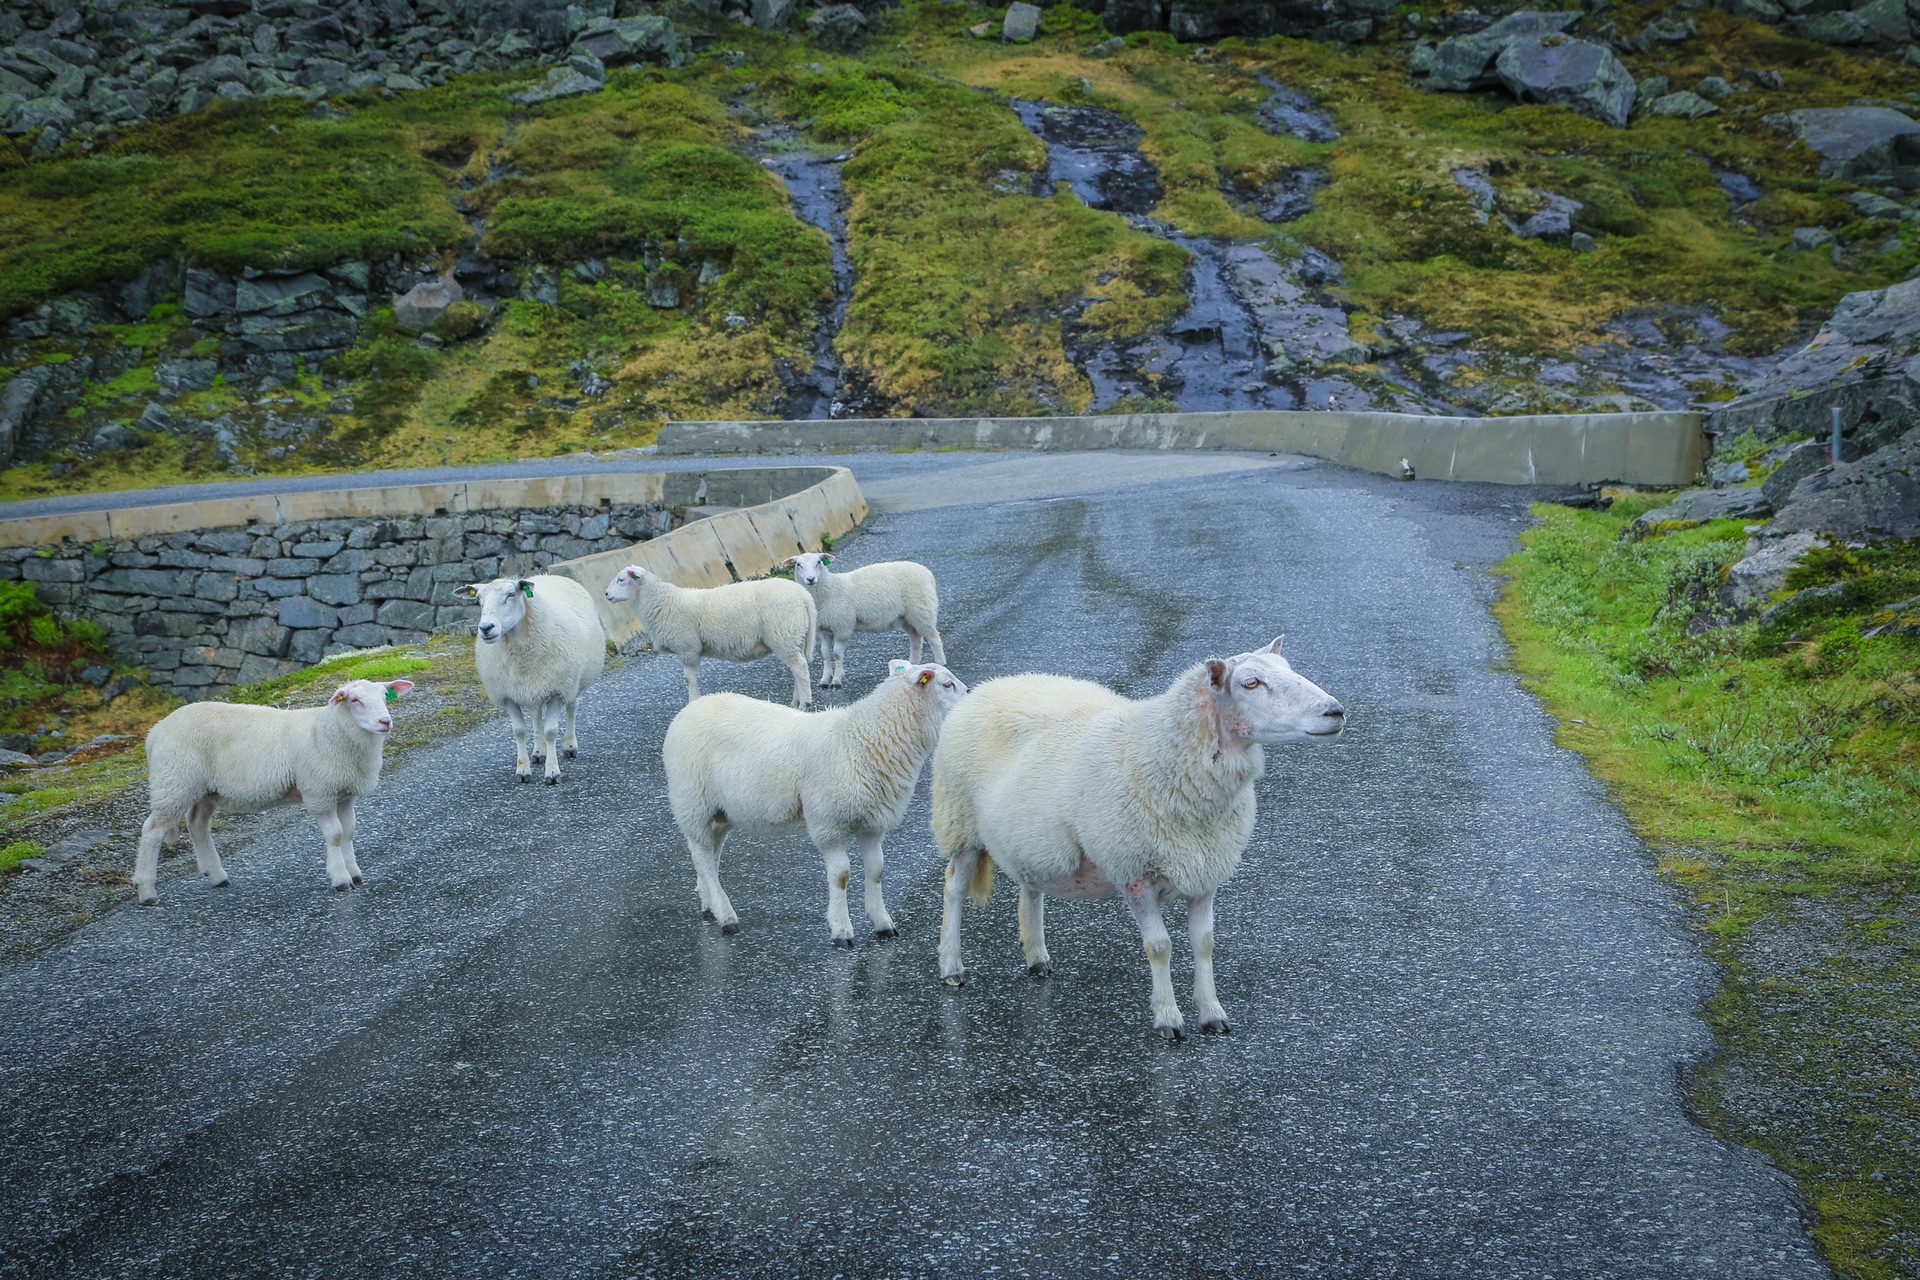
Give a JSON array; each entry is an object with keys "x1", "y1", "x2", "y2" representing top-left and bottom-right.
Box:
[
  {"x1": 604, "y1": 565, "x2": 817, "y2": 709},
  {"x1": 931, "y1": 637, "x2": 1344, "y2": 1039},
  {"x1": 456, "y1": 574, "x2": 606, "y2": 784},
  {"x1": 662, "y1": 660, "x2": 968, "y2": 946},
  {"x1": 132, "y1": 677, "x2": 415, "y2": 904},
  {"x1": 781, "y1": 551, "x2": 945, "y2": 689}
]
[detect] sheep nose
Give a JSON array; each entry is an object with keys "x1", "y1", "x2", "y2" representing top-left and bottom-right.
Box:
[{"x1": 1321, "y1": 702, "x2": 1345, "y2": 721}]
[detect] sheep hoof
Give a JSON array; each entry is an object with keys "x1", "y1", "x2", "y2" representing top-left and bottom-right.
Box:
[
  {"x1": 213, "y1": 878, "x2": 231, "y2": 889},
  {"x1": 1157, "y1": 1024, "x2": 1185, "y2": 1043},
  {"x1": 516, "y1": 773, "x2": 530, "y2": 784},
  {"x1": 351, "y1": 874, "x2": 365, "y2": 887},
  {"x1": 830, "y1": 936, "x2": 855, "y2": 950},
  {"x1": 564, "y1": 748, "x2": 577, "y2": 760},
  {"x1": 701, "y1": 908, "x2": 717, "y2": 922},
  {"x1": 720, "y1": 921, "x2": 739, "y2": 935},
  {"x1": 333, "y1": 882, "x2": 352, "y2": 893},
  {"x1": 942, "y1": 973, "x2": 967, "y2": 988},
  {"x1": 1201, "y1": 1018, "x2": 1229, "y2": 1036},
  {"x1": 1027, "y1": 960, "x2": 1051, "y2": 979},
  {"x1": 874, "y1": 927, "x2": 898, "y2": 941},
  {"x1": 137, "y1": 895, "x2": 158, "y2": 907},
  {"x1": 544, "y1": 775, "x2": 559, "y2": 786}
]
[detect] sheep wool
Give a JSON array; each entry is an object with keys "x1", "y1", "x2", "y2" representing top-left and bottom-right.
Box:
[
  {"x1": 132, "y1": 678, "x2": 414, "y2": 904},
  {"x1": 605, "y1": 566, "x2": 817, "y2": 709},
  {"x1": 459, "y1": 573, "x2": 606, "y2": 784},
  {"x1": 662, "y1": 660, "x2": 968, "y2": 946},
  {"x1": 931, "y1": 639, "x2": 1345, "y2": 1039},
  {"x1": 782, "y1": 552, "x2": 944, "y2": 689}
]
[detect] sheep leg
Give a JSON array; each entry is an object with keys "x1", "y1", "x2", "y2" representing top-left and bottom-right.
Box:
[
  {"x1": 824, "y1": 633, "x2": 847, "y2": 688},
  {"x1": 681, "y1": 659, "x2": 702, "y2": 704},
  {"x1": 938, "y1": 847, "x2": 980, "y2": 986},
  {"x1": 854, "y1": 831, "x2": 896, "y2": 939},
  {"x1": 689, "y1": 821, "x2": 738, "y2": 933},
  {"x1": 539, "y1": 696, "x2": 564, "y2": 785},
  {"x1": 1124, "y1": 880, "x2": 1184, "y2": 1041},
  {"x1": 820, "y1": 839, "x2": 856, "y2": 948},
  {"x1": 315, "y1": 807, "x2": 353, "y2": 893},
  {"x1": 1188, "y1": 890, "x2": 1228, "y2": 1035},
  {"x1": 338, "y1": 798, "x2": 364, "y2": 886},
  {"x1": 505, "y1": 702, "x2": 534, "y2": 783},
  {"x1": 133, "y1": 807, "x2": 183, "y2": 905},
  {"x1": 184, "y1": 797, "x2": 230, "y2": 889},
  {"x1": 1018, "y1": 884, "x2": 1051, "y2": 977},
  {"x1": 924, "y1": 628, "x2": 946, "y2": 666},
  {"x1": 562, "y1": 697, "x2": 581, "y2": 760},
  {"x1": 905, "y1": 627, "x2": 923, "y2": 665},
  {"x1": 786, "y1": 652, "x2": 813, "y2": 710}
]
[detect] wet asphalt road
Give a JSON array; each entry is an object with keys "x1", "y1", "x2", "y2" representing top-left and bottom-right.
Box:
[{"x1": 0, "y1": 454, "x2": 1825, "y2": 1279}]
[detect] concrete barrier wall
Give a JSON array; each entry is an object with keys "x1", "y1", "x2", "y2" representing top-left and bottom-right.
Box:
[
  {"x1": 547, "y1": 466, "x2": 868, "y2": 646},
  {"x1": 657, "y1": 409, "x2": 1710, "y2": 488}
]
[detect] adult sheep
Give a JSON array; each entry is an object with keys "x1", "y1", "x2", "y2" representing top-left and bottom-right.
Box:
[
  {"x1": 663, "y1": 660, "x2": 967, "y2": 946},
  {"x1": 604, "y1": 565, "x2": 816, "y2": 709},
  {"x1": 931, "y1": 637, "x2": 1344, "y2": 1040},
  {"x1": 781, "y1": 551, "x2": 945, "y2": 690},
  {"x1": 132, "y1": 677, "x2": 414, "y2": 904},
  {"x1": 456, "y1": 574, "x2": 606, "y2": 784}
]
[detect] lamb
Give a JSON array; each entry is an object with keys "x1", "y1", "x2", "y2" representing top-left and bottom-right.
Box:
[
  {"x1": 781, "y1": 552, "x2": 945, "y2": 689},
  {"x1": 930, "y1": 637, "x2": 1344, "y2": 1039},
  {"x1": 662, "y1": 660, "x2": 968, "y2": 946},
  {"x1": 605, "y1": 565, "x2": 817, "y2": 709},
  {"x1": 132, "y1": 678, "x2": 415, "y2": 904},
  {"x1": 456, "y1": 574, "x2": 606, "y2": 784}
]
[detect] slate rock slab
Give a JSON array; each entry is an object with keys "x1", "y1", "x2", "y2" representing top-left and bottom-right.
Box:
[{"x1": 1495, "y1": 36, "x2": 1637, "y2": 127}]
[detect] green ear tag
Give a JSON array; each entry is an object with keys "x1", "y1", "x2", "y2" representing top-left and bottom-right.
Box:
[
  {"x1": 385, "y1": 687, "x2": 398, "y2": 704},
  {"x1": 521, "y1": 583, "x2": 533, "y2": 599}
]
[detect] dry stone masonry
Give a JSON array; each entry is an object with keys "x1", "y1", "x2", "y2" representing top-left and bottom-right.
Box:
[{"x1": 0, "y1": 502, "x2": 673, "y2": 695}]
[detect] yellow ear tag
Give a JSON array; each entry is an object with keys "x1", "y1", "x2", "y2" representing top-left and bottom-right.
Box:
[{"x1": 917, "y1": 671, "x2": 933, "y2": 686}]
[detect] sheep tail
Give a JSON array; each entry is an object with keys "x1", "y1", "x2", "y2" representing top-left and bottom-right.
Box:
[{"x1": 967, "y1": 852, "x2": 996, "y2": 906}]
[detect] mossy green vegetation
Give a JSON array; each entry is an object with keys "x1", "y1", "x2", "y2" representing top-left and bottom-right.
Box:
[
  {"x1": 0, "y1": 840, "x2": 47, "y2": 874},
  {"x1": 1497, "y1": 499, "x2": 1919, "y2": 1277}
]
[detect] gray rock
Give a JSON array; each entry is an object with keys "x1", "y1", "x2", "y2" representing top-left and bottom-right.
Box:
[
  {"x1": 806, "y1": 3, "x2": 869, "y2": 47},
  {"x1": 1758, "y1": 439, "x2": 1830, "y2": 509},
  {"x1": 0, "y1": 364, "x2": 54, "y2": 467},
  {"x1": 1695, "y1": 76, "x2": 1736, "y2": 101},
  {"x1": 1635, "y1": 75, "x2": 1669, "y2": 102},
  {"x1": 1410, "y1": 10, "x2": 1581, "y2": 93},
  {"x1": 1770, "y1": 106, "x2": 1920, "y2": 187},
  {"x1": 1717, "y1": 171, "x2": 1764, "y2": 205},
  {"x1": 1002, "y1": 1, "x2": 1042, "y2": 41},
  {"x1": 1722, "y1": 531, "x2": 1821, "y2": 609},
  {"x1": 508, "y1": 63, "x2": 603, "y2": 106},
  {"x1": 572, "y1": 15, "x2": 682, "y2": 66},
  {"x1": 278, "y1": 596, "x2": 340, "y2": 629},
  {"x1": 89, "y1": 422, "x2": 145, "y2": 453},
  {"x1": 1790, "y1": 226, "x2": 1836, "y2": 250},
  {"x1": 752, "y1": 0, "x2": 798, "y2": 29},
  {"x1": 0, "y1": 750, "x2": 34, "y2": 768},
  {"x1": 1513, "y1": 192, "x2": 1582, "y2": 240},
  {"x1": 1845, "y1": 191, "x2": 1915, "y2": 220},
  {"x1": 1862, "y1": 594, "x2": 1920, "y2": 638},
  {"x1": 1648, "y1": 90, "x2": 1717, "y2": 119},
  {"x1": 392, "y1": 274, "x2": 463, "y2": 333},
  {"x1": 155, "y1": 359, "x2": 219, "y2": 394},
  {"x1": 645, "y1": 272, "x2": 680, "y2": 309},
  {"x1": 307, "y1": 574, "x2": 361, "y2": 606},
  {"x1": 1772, "y1": 426, "x2": 1920, "y2": 541},
  {"x1": 1630, "y1": 487, "x2": 1772, "y2": 535},
  {"x1": 1494, "y1": 37, "x2": 1637, "y2": 128},
  {"x1": 235, "y1": 273, "x2": 333, "y2": 316},
  {"x1": 1570, "y1": 231, "x2": 1596, "y2": 252},
  {"x1": 8, "y1": 95, "x2": 76, "y2": 136},
  {"x1": 183, "y1": 268, "x2": 236, "y2": 318}
]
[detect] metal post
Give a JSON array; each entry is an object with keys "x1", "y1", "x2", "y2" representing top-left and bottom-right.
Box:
[{"x1": 1831, "y1": 405, "x2": 1844, "y2": 466}]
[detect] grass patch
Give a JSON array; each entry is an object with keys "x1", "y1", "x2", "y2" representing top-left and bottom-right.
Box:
[
  {"x1": 1498, "y1": 498, "x2": 1919, "y2": 1276},
  {"x1": 227, "y1": 652, "x2": 434, "y2": 707},
  {"x1": 0, "y1": 839, "x2": 47, "y2": 873}
]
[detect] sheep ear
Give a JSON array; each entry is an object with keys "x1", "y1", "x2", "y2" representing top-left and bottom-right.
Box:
[
  {"x1": 1205, "y1": 659, "x2": 1229, "y2": 691},
  {"x1": 821, "y1": 553, "x2": 834, "y2": 564},
  {"x1": 453, "y1": 584, "x2": 479, "y2": 600},
  {"x1": 780, "y1": 556, "x2": 799, "y2": 567},
  {"x1": 517, "y1": 579, "x2": 535, "y2": 599},
  {"x1": 329, "y1": 687, "x2": 350, "y2": 704},
  {"x1": 1266, "y1": 634, "x2": 1285, "y2": 654},
  {"x1": 385, "y1": 680, "x2": 414, "y2": 700},
  {"x1": 890, "y1": 660, "x2": 912, "y2": 677}
]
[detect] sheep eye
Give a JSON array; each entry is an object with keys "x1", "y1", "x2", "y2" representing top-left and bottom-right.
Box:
[{"x1": 1241, "y1": 679, "x2": 1262, "y2": 690}]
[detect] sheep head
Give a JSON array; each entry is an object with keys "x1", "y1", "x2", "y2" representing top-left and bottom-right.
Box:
[
  {"x1": 781, "y1": 551, "x2": 836, "y2": 588},
  {"x1": 329, "y1": 679, "x2": 413, "y2": 735},
  {"x1": 1202, "y1": 636, "x2": 1344, "y2": 747},
  {"x1": 889, "y1": 660, "x2": 968, "y2": 714},
  {"x1": 457, "y1": 577, "x2": 537, "y2": 644},
  {"x1": 604, "y1": 565, "x2": 650, "y2": 604}
]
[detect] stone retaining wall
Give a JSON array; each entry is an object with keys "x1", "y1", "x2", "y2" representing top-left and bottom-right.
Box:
[{"x1": 1, "y1": 503, "x2": 672, "y2": 692}]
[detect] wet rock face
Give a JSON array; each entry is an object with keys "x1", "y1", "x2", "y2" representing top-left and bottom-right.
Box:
[
  {"x1": 1010, "y1": 102, "x2": 1162, "y2": 214},
  {"x1": 1773, "y1": 427, "x2": 1920, "y2": 542}
]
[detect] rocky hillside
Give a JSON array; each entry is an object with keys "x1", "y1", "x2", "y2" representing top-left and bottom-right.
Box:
[{"x1": 0, "y1": 0, "x2": 1916, "y2": 495}]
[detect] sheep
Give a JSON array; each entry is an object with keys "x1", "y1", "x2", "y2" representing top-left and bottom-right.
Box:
[
  {"x1": 662, "y1": 660, "x2": 968, "y2": 947},
  {"x1": 455, "y1": 574, "x2": 606, "y2": 784},
  {"x1": 132, "y1": 678, "x2": 415, "y2": 904},
  {"x1": 604, "y1": 565, "x2": 817, "y2": 709},
  {"x1": 781, "y1": 552, "x2": 945, "y2": 690},
  {"x1": 930, "y1": 637, "x2": 1344, "y2": 1040}
]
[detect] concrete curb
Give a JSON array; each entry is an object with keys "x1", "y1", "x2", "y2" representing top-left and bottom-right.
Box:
[
  {"x1": 521, "y1": 466, "x2": 867, "y2": 648},
  {"x1": 656, "y1": 409, "x2": 1710, "y2": 488}
]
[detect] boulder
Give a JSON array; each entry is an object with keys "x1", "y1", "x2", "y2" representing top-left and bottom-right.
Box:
[
  {"x1": 806, "y1": 3, "x2": 869, "y2": 47},
  {"x1": 392, "y1": 274, "x2": 464, "y2": 333},
  {"x1": 1002, "y1": 1, "x2": 1042, "y2": 41},
  {"x1": 1494, "y1": 36, "x2": 1636, "y2": 128},
  {"x1": 1513, "y1": 192, "x2": 1581, "y2": 240},
  {"x1": 1629, "y1": 487, "x2": 1772, "y2": 536},
  {"x1": 1769, "y1": 106, "x2": 1920, "y2": 187},
  {"x1": 0, "y1": 365, "x2": 55, "y2": 467},
  {"x1": 571, "y1": 15, "x2": 682, "y2": 66},
  {"x1": 1722, "y1": 531, "x2": 1820, "y2": 609},
  {"x1": 155, "y1": 359, "x2": 220, "y2": 394},
  {"x1": 1771, "y1": 427, "x2": 1920, "y2": 541},
  {"x1": 751, "y1": 0, "x2": 797, "y2": 29},
  {"x1": 1409, "y1": 10, "x2": 1581, "y2": 93},
  {"x1": 508, "y1": 56, "x2": 604, "y2": 106},
  {"x1": 1648, "y1": 90, "x2": 1717, "y2": 118}
]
